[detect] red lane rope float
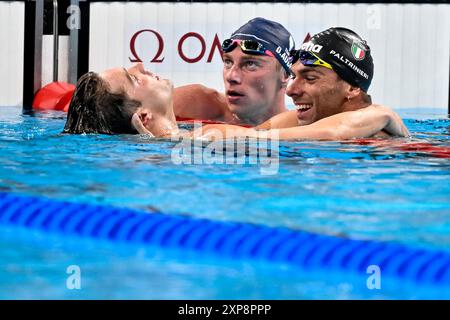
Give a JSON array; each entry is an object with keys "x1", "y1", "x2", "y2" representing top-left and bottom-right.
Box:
[
  {"x1": 176, "y1": 117, "x2": 252, "y2": 128},
  {"x1": 352, "y1": 139, "x2": 450, "y2": 159},
  {"x1": 31, "y1": 83, "x2": 251, "y2": 127},
  {"x1": 32, "y1": 82, "x2": 75, "y2": 112}
]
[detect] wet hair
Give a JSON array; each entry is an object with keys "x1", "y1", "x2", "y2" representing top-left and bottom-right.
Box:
[{"x1": 63, "y1": 72, "x2": 141, "y2": 134}]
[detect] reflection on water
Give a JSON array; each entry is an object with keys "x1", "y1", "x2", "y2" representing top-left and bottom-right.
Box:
[{"x1": 0, "y1": 107, "x2": 449, "y2": 248}]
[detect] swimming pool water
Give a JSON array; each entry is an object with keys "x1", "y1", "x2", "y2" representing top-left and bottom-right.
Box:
[{"x1": 0, "y1": 106, "x2": 449, "y2": 299}]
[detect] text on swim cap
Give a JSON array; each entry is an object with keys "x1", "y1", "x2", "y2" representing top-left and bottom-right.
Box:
[
  {"x1": 329, "y1": 50, "x2": 369, "y2": 80},
  {"x1": 276, "y1": 46, "x2": 293, "y2": 69},
  {"x1": 301, "y1": 42, "x2": 323, "y2": 53}
]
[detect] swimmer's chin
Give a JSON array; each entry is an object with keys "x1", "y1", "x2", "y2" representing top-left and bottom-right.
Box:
[
  {"x1": 227, "y1": 102, "x2": 249, "y2": 118},
  {"x1": 162, "y1": 78, "x2": 173, "y2": 88}
]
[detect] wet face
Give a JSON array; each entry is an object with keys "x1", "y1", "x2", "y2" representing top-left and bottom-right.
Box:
[
  {"x1": 286, "y1": 62, "x2": 348, "y2": 125},
  {"x1": 223, "y1": 48, "x2": 284, "y2": 121},
  {"x1": 100, "y1": 62, "x2": 173, "y2": 115}
]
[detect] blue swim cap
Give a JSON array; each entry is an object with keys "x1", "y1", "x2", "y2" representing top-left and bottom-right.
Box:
[{"x1": 230, "y1": 17, "x2": 296, "y2": 74}]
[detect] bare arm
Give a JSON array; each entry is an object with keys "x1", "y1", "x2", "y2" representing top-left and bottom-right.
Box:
[
  {"x1": 255, "y1": 110, "x2": 298, "y2": 130},
  {"x1": 193, "y1": 104, "x2": 410, "y2": 141},
  {"x1": 276, "y1": 104, "x2": 410, "y2": 140},
  {"x1": 256, "y1": 104, "x2": 409, "y2": 134}
]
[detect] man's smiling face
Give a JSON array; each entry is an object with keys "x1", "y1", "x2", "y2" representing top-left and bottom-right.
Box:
[{"x1": 287, "y1": 62, "x2": 349, "y2": 125}]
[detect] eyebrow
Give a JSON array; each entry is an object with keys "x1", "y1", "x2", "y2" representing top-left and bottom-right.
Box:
[
  {"x1": 223, "y1": 53, "x2": 269, "y2": 62},
  {"x1": 299, "y1": 66, "x2": 325, "y2": 76},
  {"x1": 123, "y1": 68, "x2": 133, "y2": 84},
  {"x1": 241, "y1": 54, "x2": 270, "y2": 62}
]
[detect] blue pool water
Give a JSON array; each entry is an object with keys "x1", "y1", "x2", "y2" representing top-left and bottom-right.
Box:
[{"x1": 0, "y1": 106, "x2": 449, "y2": 299}]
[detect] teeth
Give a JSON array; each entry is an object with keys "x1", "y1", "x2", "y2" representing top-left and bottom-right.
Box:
[{"x1": 296, "y1": 104, "x2": 312, "y2": 111}]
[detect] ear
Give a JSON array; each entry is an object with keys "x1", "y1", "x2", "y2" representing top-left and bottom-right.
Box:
[
  {"x1": 279, "y1": 69, "x2": 290, "y2": 89},
  {"x1": 138, "y1": 110, "x2": 153, "y2": 127},
  {"x1": 131, "y1": 113, "x2": 154, "y2": 136},
  {"x1": 346, "y1": 85, "x2": 361, "y2": 100}
]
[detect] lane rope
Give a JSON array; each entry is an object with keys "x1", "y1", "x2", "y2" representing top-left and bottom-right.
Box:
[{"x1": 1, "y1": 192, "x2": 449, "y2": 287}]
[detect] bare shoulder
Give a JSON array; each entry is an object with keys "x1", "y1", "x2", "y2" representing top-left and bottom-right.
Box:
[
  {"x1": 174, "y1": 84, "x2": 224, "y2": 103},
  {"x1": 173, "y1": 84, "x2": 229, "y2": 120},
  {"x1": 175, "y1": 84, "x2": 220, "y2": 96}
]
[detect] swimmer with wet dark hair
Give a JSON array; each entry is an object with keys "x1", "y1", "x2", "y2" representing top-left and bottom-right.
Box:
[{"x1": 63, "y1": 63, "x2": 179, "y2": 137}]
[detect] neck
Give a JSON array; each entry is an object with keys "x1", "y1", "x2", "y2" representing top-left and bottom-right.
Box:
[
  {"x1": 341, "y1": 97, "x2": 371, "y2": 112},
  {"x1": 146, "y1": 103, "x2": 179, "y2": 138}
]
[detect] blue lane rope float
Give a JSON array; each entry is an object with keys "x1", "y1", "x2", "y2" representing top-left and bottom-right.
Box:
[{"x1": 1, "y1": 192, "x2": 449, "y2": 287}]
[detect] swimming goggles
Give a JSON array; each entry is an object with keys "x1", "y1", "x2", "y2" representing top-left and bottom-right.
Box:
[
  {"x1": 290, "y1": 49, "x2": 333, "y2": 70},
  {"x1": 221, "y1": 39, "x2": 275, "y2": 58}
]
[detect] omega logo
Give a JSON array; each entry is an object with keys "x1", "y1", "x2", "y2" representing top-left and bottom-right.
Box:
[{"x1": 129, "y1": 29, "x2": 223, "y2": 64}]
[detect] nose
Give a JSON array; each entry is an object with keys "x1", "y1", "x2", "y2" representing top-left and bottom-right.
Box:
[
  {"x1": 286, "y1": 76, "x2": 305, "y2": 98},
  {"x1": 129, "y1": 62, "x2": 145, "y2": 73},
  {"x1": 224, "y1": 65, "x2": 242, "y2": 85}
]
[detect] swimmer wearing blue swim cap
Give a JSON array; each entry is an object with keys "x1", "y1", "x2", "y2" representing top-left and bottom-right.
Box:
[
  {"x1": 173, "y1": 17, "x2": 296, "y2": 126},
  {"x1": 224, "y1": 17, "x2": 296, "y2": 75},
  {"x1": 221, "y1": 18, "x2": 296, "y2": 123}
]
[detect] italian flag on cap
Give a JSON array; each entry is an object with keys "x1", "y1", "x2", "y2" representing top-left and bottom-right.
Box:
[{"x1": 351, "y1": 42, "x2": 365, "y2": 60}]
